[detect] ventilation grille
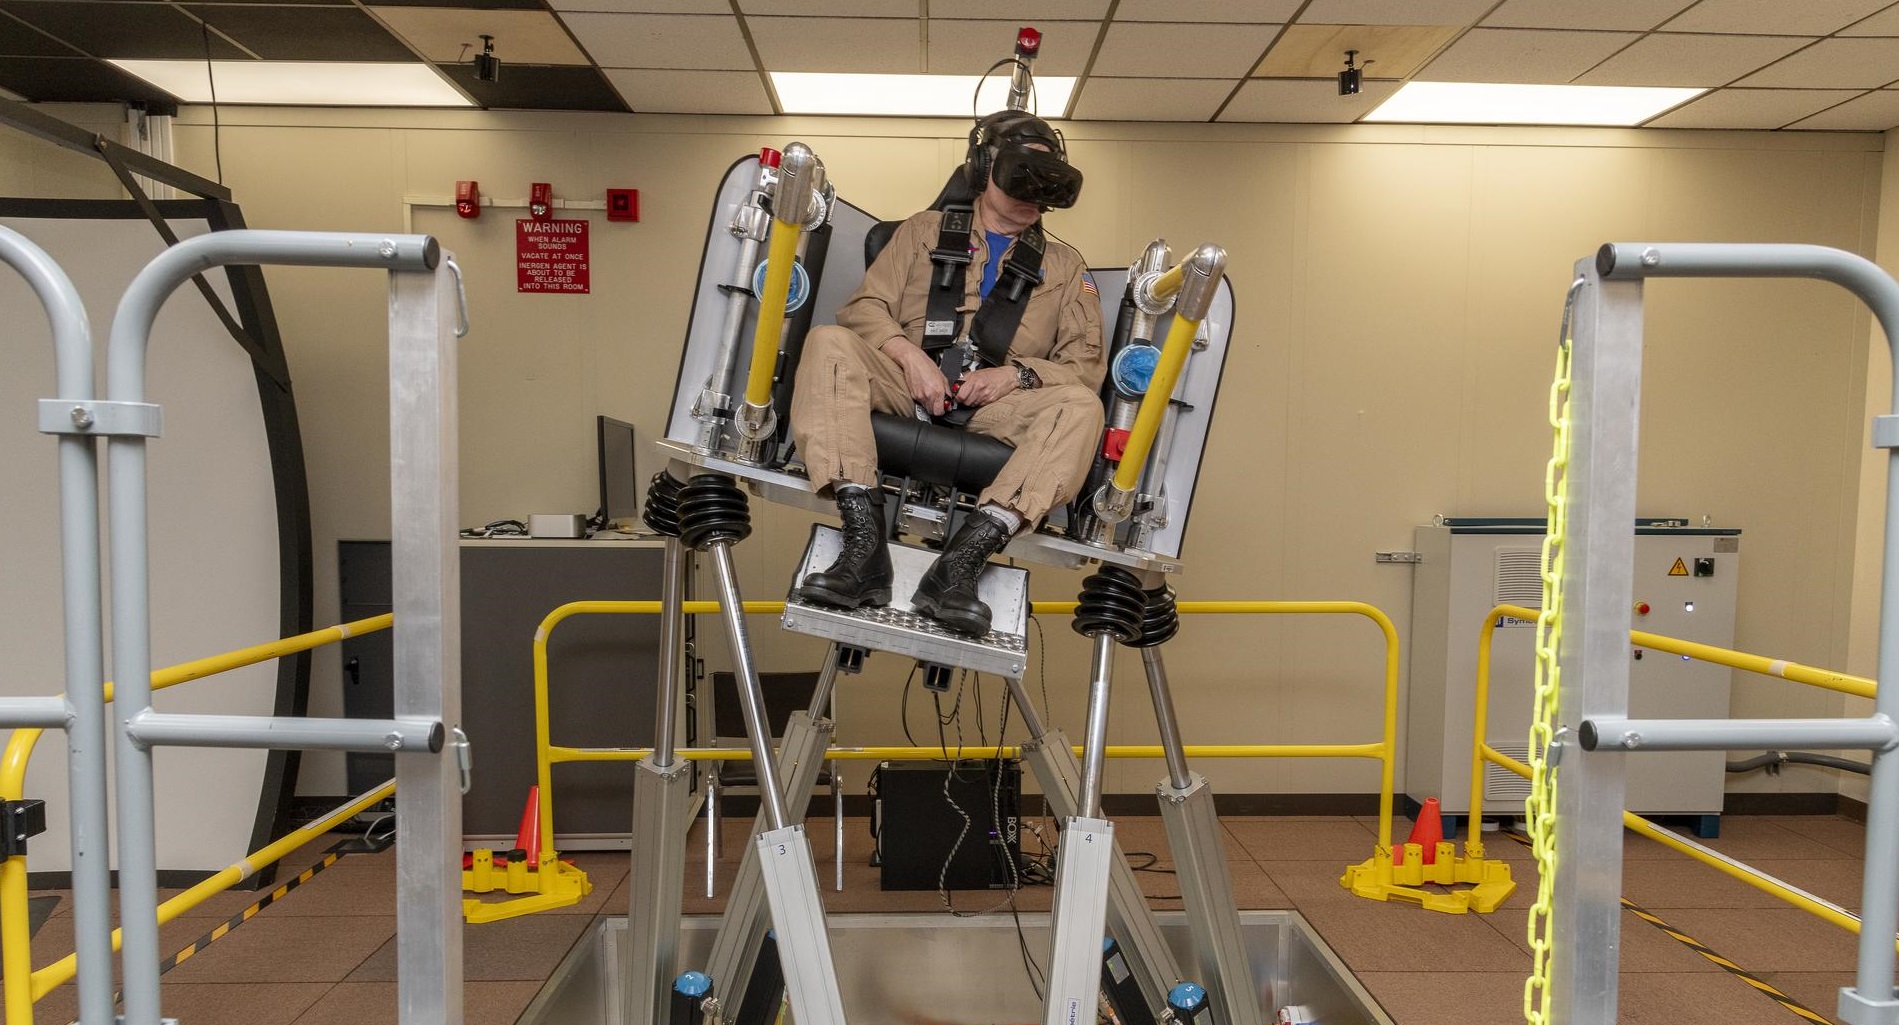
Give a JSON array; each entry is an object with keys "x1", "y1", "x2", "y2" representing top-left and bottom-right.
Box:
[
  {"x1": 1485, "y1": 743, "x2": 1534, "y2": 805},
  {"x1": 1493, "y1": 547, "x2": 1544, "y2": 611}
]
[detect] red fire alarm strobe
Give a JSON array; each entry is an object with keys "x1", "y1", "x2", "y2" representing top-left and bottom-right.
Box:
[
  {"x1": 529, "y1": 182, "x2": 552, "y2": 219},
  {"x1": 455, "y1": 180, "x2": 480, "y2": 219},
  {"x1": 607, "y1": 188, "x2": 639, "y2": 222}
]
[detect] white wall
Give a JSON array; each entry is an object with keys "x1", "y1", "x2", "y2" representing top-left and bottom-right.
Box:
[{"x1": 1, "y1": 105, "x2": 1885, "y2": 802}]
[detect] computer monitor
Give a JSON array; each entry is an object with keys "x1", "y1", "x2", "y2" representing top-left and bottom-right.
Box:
[{"x1": 597, "y1": 416, "x2": 639, "y2": 529}]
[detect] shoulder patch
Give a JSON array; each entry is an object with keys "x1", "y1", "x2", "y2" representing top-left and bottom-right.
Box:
[{"x1": 1081, "y1": 271, "x2": 1098, "y2": 297}]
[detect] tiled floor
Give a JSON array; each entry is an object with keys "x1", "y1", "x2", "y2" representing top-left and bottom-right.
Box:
[{"x1": 20, "y1": 812, "x2": 1871, "y2": 1025}]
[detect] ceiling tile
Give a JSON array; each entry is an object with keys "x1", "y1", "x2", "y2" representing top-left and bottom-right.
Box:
[
  {"x1": 1646, "y1": 87, "x2": 1860, "y2": 128},
  {"x1": 926, "y1": 20, "x2": 1092, "y2": 74},
  {"x1": 1483, "y1": 0, "x2": 1695, "y2": 31},
  {"x1": 370, "y1": 8, "x2": 587, "y2": 65},
  {"x1": 1297, "y1": 0, "x2": 1495, "y2": 27},
  {"x1": 1090, "y1": 21, "x2": 1279, "y2": 79},
  {"x1": 749, "y1": 16, "x2": 918, "y2": 73},
  {"x1": 549, "y1": 0, "x2": 727, "y2": 11},
  {"x1": 1217, "y1": 75, "x2": 1398, "y2": 120},
  {"x1": 0, "y1": 2, "x2": 248, "y2": 59},
  {"x1": 1113, "y1": 0, "x2": 1301, "y2": 21},
  {"x1": 738, "y1": 0, "x2": 914, "y2": 14},
  {"x1": 437, "y1": 61, "x2": 625, "y2": 110},
  {"x1": 1785, "y1": 89, "x2": 1899, "y2": 130},
  {"x1": 1255, "y1": 23, "x2": 1457, "y2": 79},
  {"x1": 602, "y1": 67, "x2": 771, "y2": 112},
  {"x1": 1660, "y1": 0, "x2": 1892, "y2": 35},
  {"x1": 559, "y1": 12, "x2": 751, "y2": 69},
  {"x1": 1575, "y1": 32, "x2": 1808, "y2": 87},
  {"x1": 1841, "y1": 5, "x2": 1899, "y2": 36},
  {"x1": 368, "y1": 0, "x2": 544, "y2": 9},
  {"x1": 0, "y1": 54, "x2": 182, "y2": 102},
  {"x1": 1416, "y1": 27, "x2": 1638, "y2": 83},
  {"x1": 1068, "y1": 76, "x2": 1232, "y2": 120},
  {"x1": 0, "y1": 11, "x2": 82, "y2": 56},
  {"x1": 192, "y1": 6, "x2": 417, "y2": 61},
  {"x1": 928, "y1": 0, "x2": 1108, "y2": 17},
  {"x1": 1734, "y1": 38, "x2": 1899, "y2": 89}
]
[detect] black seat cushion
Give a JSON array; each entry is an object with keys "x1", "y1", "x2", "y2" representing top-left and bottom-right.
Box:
[{"x1": 871, "y1": 413, "x2": 1013, "y2": 493}]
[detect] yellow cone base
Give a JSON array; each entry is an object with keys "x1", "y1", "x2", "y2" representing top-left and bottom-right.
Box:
[
  {"x1": 460, "y1": 848, "x2": 593, "y2": 924},
  {"x1": 1338, "y1": 841, "x2": 1516, "y2": 914}
]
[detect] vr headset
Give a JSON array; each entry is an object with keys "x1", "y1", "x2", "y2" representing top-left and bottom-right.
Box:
[
  {"x1": 973, "y1": 112, "x2": 1084, "y2": 210},
  {"x1": 992, "y1": 142, "x2": 1084, "y2": 210}
]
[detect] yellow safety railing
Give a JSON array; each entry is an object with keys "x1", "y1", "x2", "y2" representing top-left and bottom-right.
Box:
[
  {"x1": 1, "y1": 614, "x2": 394, "y2": 1025},
  {"x1": 1470, "y1": 603, "x2": 1893, "y2": 949},
  {"x1": 532, "y1": 598, "x2": 1402, "y2": 873}
]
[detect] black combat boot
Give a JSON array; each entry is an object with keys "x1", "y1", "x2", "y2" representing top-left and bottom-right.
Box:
[
  {"x1": 912, "y1": 512, "x2": 1014, "y2": 635},
  {"x1": 795, "y1": 487, "x2": 893, "y2": 609}
]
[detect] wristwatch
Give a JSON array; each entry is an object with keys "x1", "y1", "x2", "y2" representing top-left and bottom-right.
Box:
[{"x1": 1014, "y1": 361, "x2": 1041, "y2": 391}]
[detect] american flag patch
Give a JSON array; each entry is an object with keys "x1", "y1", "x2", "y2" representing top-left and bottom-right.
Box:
[{"x1": 1081, "y1": 272, "x2": 1098, "y2": 297}]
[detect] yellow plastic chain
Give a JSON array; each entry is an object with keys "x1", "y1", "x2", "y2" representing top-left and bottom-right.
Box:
[{"x1": 1524, "y1": 280, "x2": 1581, "y2": 1025}]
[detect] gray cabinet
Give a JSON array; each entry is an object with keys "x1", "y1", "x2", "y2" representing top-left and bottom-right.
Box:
[{"x1": 339, "y1": 538, "x2": 668, "y2": 846}]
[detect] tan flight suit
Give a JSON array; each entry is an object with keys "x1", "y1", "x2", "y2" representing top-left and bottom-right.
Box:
[{"x1": 790, "y1": 209, "x2": 1105, "y2": 522}]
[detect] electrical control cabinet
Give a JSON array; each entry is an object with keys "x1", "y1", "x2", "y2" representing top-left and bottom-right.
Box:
[{"x1": 1406, "y1": 518, "x2": 1739, "y2": 819}]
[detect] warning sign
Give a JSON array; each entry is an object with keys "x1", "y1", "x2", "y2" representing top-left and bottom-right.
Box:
[
  {"x1": 1668, "y1": 558, "x2": 1688, "y2": 577},
  {"x1": 516, "y1": 218, "x2": 589, "y2": 294}
]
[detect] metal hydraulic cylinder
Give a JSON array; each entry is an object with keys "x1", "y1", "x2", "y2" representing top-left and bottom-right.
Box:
[
  {"x1": 622, "y1": 757, "x2": 692, "y2": 1025},
  {"x1": 701, "y1": 710, "x2": 836, "y2": 1003},
  {"x1": 1157, "y1": 773, "x2": 1258, "y2": 1025},
  {"x1": 1140, "y1": 639, "x2": 1258, "y2": 1025},
  {"x1": 1043, "y1": 815, "x2": 1117, "y2": 1025},
  {"x1": 1009, "y1": 681, "x2": 1182, "y2": 1016},
  {"x1": 754, "y1": 823, "x2": 847, "y2": 1025}
]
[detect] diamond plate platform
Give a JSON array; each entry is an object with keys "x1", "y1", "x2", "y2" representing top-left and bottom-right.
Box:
[{"x1": 782, "y1": 524, "x2": 1030, "y2": 679}]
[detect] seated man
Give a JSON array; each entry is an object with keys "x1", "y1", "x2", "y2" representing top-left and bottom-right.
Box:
[{"x1": 789, "y1": 110, "x2": 1105, "y2": 636}]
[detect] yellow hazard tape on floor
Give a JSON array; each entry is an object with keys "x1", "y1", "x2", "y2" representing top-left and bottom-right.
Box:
[{"x1": 1502, "y1": 832, "x2": 1829, "y2": 1024}]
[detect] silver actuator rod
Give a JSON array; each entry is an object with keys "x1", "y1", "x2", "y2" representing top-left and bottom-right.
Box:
[{"x1": 708, "y1": 543, "x2": 791, "y2": 830}]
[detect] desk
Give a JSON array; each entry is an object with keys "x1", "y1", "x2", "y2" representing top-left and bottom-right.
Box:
[{"x1": 338, "y1": 536, "x2": 671, "y2": 847}]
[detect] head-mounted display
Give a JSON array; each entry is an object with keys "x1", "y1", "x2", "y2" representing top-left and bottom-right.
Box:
[
  {"x1": 974, "y1": 111, "x2": 1084, "y2": 210},
  {"x1": 991, "y1": 143, "x2": 1083, "y2": 209}
]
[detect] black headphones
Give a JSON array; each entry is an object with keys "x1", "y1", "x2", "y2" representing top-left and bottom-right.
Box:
[{"x1": 965, "y1": 110, "x2": 1066, "y2": 188}]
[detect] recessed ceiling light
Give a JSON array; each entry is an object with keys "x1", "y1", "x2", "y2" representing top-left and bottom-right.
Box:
[
  {"x1": 771, "y1": 73, "x2": 1076, "y2": 118},
  {"x1": 109, "y1": 60, "x2": 472, "y2": 108},
  {"x1": 1363, "y1": 81, "x2": 1705, "y2": 127}
]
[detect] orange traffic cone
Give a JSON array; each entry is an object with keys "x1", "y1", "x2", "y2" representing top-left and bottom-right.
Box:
[
  {"x1": 1404, "y1": 797, "x2": 1445, "y2": 866},
  {"x1": 513, "y1": 785, "x2": 542, "y2": 869}
]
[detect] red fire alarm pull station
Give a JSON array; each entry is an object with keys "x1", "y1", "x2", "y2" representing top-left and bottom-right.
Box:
[
  {"x1": 607, "y1": 188, "x2": 639, "y2": 222},
  {"x1": 529, "y1": 181, "x2": 552, "y2": 218},
  {"x1": 455, "y1": 180, "x2": 480, "y2": 219}
]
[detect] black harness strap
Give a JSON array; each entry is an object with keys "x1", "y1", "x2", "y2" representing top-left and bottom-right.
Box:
[{"x1": 921, "y1": 210, "x2": 1044, "y2": 365}]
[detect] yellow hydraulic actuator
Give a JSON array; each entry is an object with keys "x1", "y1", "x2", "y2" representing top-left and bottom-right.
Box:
[
  {"x1": 1097, "y1": 244, "x2": 1227, "y2": 518},
  {"x1": 735, "y1": 142, "x2": 825, "y2": 459}
]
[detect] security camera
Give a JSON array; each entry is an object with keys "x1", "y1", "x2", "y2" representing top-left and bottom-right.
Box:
[
  {"x1": 474, "y1": 35, "x2": 500, "y2": 83},
  {"x1": 1339, "y1": 50, "x2": 1366, "y2": 96}
]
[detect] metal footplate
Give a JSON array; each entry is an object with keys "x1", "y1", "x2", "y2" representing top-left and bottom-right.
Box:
[{"x1": 782, "y1": 524, "x2": 1029, "y2": 679}]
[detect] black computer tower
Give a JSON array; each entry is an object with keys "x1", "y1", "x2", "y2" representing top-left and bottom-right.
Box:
[{"x1": 874, "y1": 759, "x2": 1022, "y2": 891}]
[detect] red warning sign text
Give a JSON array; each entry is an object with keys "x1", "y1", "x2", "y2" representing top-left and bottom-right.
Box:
[{"x1": 517, "y1": 218, "x2": 590, "y2": 294}]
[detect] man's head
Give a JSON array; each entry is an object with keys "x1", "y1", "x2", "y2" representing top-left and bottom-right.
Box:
[{"x1": 968, "y1": 110, "x2": 1083, "y2": 211}]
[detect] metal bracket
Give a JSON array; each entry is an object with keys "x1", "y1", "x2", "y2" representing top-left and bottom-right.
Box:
[
  {"x1": 1374, "y1": 551, "x2": 1422, "y2": 564},
  {"x1": 451, "y1": 726, "x2": 473, "y2": 795},
  {"x1": 1839, "y1": 988, "x2": 1899, "y2": 1025},
  {"x1": 0, "y1": 799, "x2": 46, "y2": 858},
  {"x1": 39, "y1": 399, "x2": 162, "y2": 437},
  {"x1": 1876, "y1": 415, "x2": 1899, "y2": 450}
]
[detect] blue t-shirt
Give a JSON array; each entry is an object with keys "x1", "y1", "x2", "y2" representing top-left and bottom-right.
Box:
[{"x1": 979, "y1": 230, "x2": 1011, "y2": 299}]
